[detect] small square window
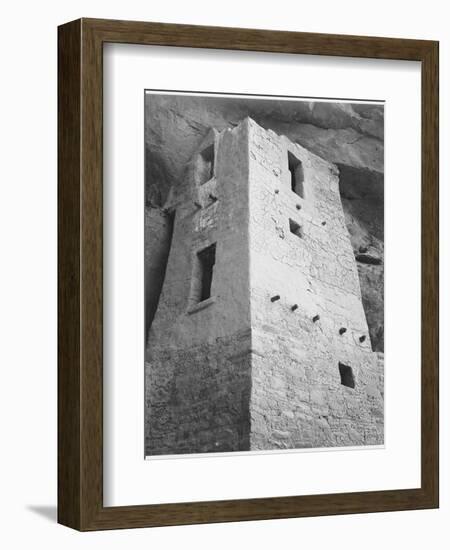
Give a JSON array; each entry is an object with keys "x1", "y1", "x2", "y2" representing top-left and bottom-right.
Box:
[
  {"x1": 338, "y1": 362, "x2": 355, "y2": 389},
  {"x1": 289, "y1": 219, "x2": 303, "y2": 239},
  {"x1": 288, "y1": 152, "x2": 305, "y2": 198}
]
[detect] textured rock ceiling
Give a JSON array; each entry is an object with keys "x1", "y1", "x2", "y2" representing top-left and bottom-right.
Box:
[{"x1": 144, "y1": 94, "x2": 383, "y2": 205}]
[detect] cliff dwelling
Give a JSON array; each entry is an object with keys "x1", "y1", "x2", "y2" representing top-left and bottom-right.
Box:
[{"x1": 144, "y1": 110, "x2": 384, "y2": 456}]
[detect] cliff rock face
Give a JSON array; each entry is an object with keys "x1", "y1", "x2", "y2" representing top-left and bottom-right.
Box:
[{"x1": 145, "y1": 94, "x2": 384, "y2": 351}]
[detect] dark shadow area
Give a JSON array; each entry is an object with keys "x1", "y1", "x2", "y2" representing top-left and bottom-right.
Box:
[
  {"x1": 339, "y1": 362, "x2": 356, "y2": 389},
  {"x1": 144, "y1": 146, "x2": 168, "y2": 207},
  {"x1": 288, "y1": 151, "x2": 305, "y2": 197},
  {"x1": 144, "y1": 208, "x2": 175, "y2": 340},
  {"x1": 338, "y1": 164, "x2": 384, "y2": 352}
]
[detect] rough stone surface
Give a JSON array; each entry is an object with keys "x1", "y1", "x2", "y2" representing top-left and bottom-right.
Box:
[
  {"x1": 145, "y1": 117, "x2": 384, "y2": 455},
  {"x1": 247, "y1": 120, "x2": 383, "y2": 449},
  {"x1": 144, "y1": 207, "x2": 174, "y2": 339},
  {"x1": 146, "y1": 334, "x2": 252, "y2": 454}
]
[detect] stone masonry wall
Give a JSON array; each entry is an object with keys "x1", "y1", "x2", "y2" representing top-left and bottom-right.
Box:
[
  {"x1": 145, "y1": 331, "x2": 252, "y2": 455},
  {"x1": 247, "y1": 119, "x2": 383, "y2": 449}
]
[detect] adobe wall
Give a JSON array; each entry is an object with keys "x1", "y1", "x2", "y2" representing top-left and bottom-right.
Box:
[{"x1": 246, "y1": 119, "x2": 384, "y2": 449}]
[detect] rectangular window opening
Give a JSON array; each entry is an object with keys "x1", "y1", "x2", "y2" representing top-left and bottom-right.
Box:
[
  {"x1": 196, "y1": 243, "x2": 216, "y2": 302},
  {"x1": 288, "y1": 151, "x2": 304, "y2": 198},
  {"x1": 198, "y1": 144, "x2": 215, "y2": 185},
  {"x1": 289, "y1": 219, "x2": 303, "y2": 239},
  {"x1": 338, "y1": 362, "x2": 355, "y2": 389}
]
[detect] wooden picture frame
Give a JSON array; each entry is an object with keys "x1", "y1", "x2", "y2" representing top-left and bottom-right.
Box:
[{"x1": 58, "y1": 18, "x2": 439, "y2": 531}]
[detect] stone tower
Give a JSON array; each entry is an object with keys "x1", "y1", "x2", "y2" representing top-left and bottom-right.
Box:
[{"x1": 145, "y1": 117, "x2": 383, "y2": 456}]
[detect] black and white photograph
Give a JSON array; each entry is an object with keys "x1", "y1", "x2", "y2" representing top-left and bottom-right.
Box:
[{"x1": 144, "y1": 92, "x2": 384, "y2": 457}]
